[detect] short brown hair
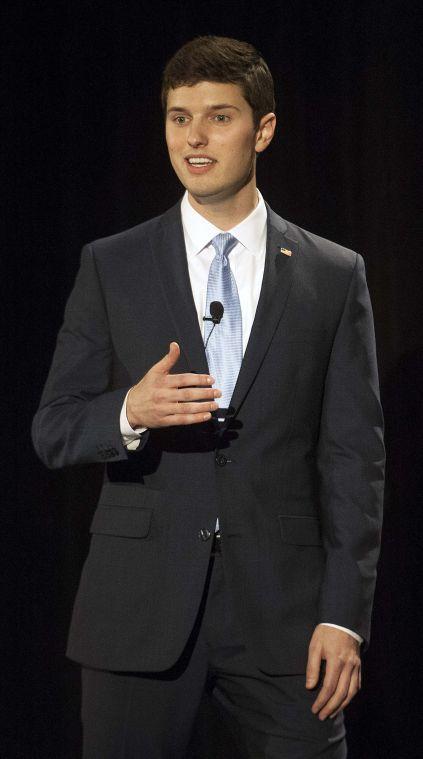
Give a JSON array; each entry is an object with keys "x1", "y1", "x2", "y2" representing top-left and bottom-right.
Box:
[{"x1": 161, "y1": 36, "x2": 275, "y2": 128}]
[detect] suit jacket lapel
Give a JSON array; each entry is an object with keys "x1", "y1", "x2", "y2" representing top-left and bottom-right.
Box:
[
  {"x1": 229, "y1": 204, "x2": 299, "y2": 418},
  {"x1": 150, "y1": 200, "x2": 209, "y2": 374}
]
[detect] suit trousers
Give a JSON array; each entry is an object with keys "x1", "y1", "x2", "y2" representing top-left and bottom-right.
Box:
[{"x1": 81, "y1": 540, "x2": 347, "y2": 759}]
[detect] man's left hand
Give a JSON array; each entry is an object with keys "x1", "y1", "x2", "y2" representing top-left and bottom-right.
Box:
[{"x1": 306, "y1": 625, "x2": 361, "y2": 720}]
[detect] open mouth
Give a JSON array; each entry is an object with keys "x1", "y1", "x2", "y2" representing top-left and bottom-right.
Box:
[{"x1": 184, "y1": 156, "x2": 217, "y2": 173}]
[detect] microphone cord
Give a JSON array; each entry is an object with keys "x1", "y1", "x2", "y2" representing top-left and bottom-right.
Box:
[{"x1": 204, "y1": 322, "x2": 217, "y2": 351}]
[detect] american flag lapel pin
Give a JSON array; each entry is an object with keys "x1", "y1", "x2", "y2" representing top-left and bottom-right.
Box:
[{"x1": 280, "y1": 247, "x2": 292, "y2": 257}]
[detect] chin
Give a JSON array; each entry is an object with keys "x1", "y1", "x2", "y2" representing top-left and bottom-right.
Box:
[
  {"x1": 186, "y1": 182, "x2": 220, "y2": 199},
  {"x1": 192, "y1": 191, "x2": 229, "y2": 206}
]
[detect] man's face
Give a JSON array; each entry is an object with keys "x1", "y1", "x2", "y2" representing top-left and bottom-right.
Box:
[{"x1": 165, "y1": 81, "x2": 266, "y2": 204}]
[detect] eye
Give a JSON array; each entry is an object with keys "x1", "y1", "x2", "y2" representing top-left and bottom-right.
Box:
[
  {"x1": 173, "y1": 116, "x2": 188, "y2": 125},
  {"x1": 213, "y1": 114, "x2": 230, "y2": 123}
]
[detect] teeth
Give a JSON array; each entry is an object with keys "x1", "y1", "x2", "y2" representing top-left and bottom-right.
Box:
[{"x1": 188, "y1": 158, "x2": 213, "y2": 164}]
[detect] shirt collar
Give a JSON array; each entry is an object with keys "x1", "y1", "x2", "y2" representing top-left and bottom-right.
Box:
[{"x1": 181, "y1": 189, "x2": 267, "y2": 260}]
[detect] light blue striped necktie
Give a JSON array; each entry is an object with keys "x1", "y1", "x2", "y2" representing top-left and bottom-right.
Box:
[{"x1": 204, "y1": 233, "x2": 243, "y2": 415}]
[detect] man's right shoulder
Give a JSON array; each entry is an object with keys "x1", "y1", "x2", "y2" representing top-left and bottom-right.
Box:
[
  {"x1": 86, "y1": 213, "x2": 163, "y2": 257},
  {"x1": 84, "y1": 200, "x2": 181, "y2": 262}
]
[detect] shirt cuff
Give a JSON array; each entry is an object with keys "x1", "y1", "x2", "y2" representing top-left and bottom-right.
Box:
[
  {"x1": 318, "y1": 623, "x2": 363, "y2": 645},
  {"x1": 120, "y1": 390, "x2": 148, "y2": 450}
]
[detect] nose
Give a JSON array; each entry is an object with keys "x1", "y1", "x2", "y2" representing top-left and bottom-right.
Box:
[{"x1": 187, "y1": 118, "x2": 208, "y2": 148}]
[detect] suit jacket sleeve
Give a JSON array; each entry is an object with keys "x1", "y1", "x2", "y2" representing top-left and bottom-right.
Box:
[
  {"x1": 316, "y1": 253, "x2": 385, "y2": 648},
  {"x1": 32, "y1": 244, "x2": 148, "y2": 468}
]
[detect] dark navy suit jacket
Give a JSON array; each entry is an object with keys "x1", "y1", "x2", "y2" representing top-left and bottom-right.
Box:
[{"x1": 32, "y1": 200, "x2": 385, "y2": 674}]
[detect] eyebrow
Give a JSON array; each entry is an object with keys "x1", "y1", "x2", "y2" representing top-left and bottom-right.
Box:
[{"x1": 167, "y1": 103, "x2": 241, "y2": 114}]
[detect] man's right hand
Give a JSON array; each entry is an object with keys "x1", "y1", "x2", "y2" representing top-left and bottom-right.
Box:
[{"x1": 126, "y1": 342, "x2": 221, "y2": 429}]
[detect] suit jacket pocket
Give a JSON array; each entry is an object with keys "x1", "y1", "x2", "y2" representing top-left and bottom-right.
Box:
[
  {"x1": 278, "y1": 515, "x2": 322, "y2": 546},
  {"x1": 90, "y1": 505, "x2": 153, "y2": 538},
  {"x1": 98, "y1": 481, "x2": 162, "y2": 509}
]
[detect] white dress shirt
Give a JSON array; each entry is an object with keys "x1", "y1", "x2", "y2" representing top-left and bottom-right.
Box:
[{"x1": 119, "y1": 190, "x2": 362, "y2": 645}]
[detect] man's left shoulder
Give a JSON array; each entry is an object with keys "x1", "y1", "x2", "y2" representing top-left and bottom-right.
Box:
[{"x1": 270, "y1": 208, "x2": 359, "y2": 275}]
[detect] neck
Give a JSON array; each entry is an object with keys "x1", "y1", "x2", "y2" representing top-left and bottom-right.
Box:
[{"x1": 187, "y1": 178, "x2": 259, "y2": 231}]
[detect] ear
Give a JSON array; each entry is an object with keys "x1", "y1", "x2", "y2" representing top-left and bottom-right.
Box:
[{"x1": 255, "y1": 112, "x2": 276, "y2": 154}]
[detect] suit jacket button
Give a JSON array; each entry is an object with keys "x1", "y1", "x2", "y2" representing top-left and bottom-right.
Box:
[
  {"x1": 198, "y1": 528, "x2": 212, "y2": 541},
  {"x1": 215, "y1": 453, "x2": 227, "y2": 467}
]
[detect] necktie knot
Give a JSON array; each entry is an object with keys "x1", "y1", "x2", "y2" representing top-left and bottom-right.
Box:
[{"x1": 211, "y1": 233, "x2": 238, "y2": 263}]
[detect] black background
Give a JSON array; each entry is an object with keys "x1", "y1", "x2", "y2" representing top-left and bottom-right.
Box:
[{"x1": 10, "y1": 1, "x2": 422, "y2": 757}]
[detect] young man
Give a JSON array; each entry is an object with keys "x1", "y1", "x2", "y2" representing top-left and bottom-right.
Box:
[{"x1": 33, "y1": 36, "x2": 385, "y2": 758}]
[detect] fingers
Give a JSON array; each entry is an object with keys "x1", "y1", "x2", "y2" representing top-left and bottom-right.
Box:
[
  {"x1": 161, "y1": 400, "x2": 219, "y2": 417},
  {"x1": 311, "y1": 659, "x2": 342, "y2": 718},
  {"x1": 164, "y1": 387, "x2": 221, "y2": 403},
  {"x1": 312, "y1": 658, "x2": 361, "y2": 721},
  {"x1": 306, "y1": 641, "x2": 322, "y2": 689},
  {"x1": 152, "y1": 342, "x2": 181, "y2": 375},
  {"x1": 128, "y1": 342, "x2": 222, "y2": 428},
  {"x1": 167, "y1": 373, "x2": 215, "y2": 388},
  {"x1": 162, "y1": 411, "x2": 213, "y2": 426},
  {"x1": 330, "y1": 665, "x2": 361, "y2": 719},
  {"x1": 151, "y1": 343, "x2": 216, "y2": 388},
  {"x1": 306, "y1": 626, "x2": 361, "y2": 722}
]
